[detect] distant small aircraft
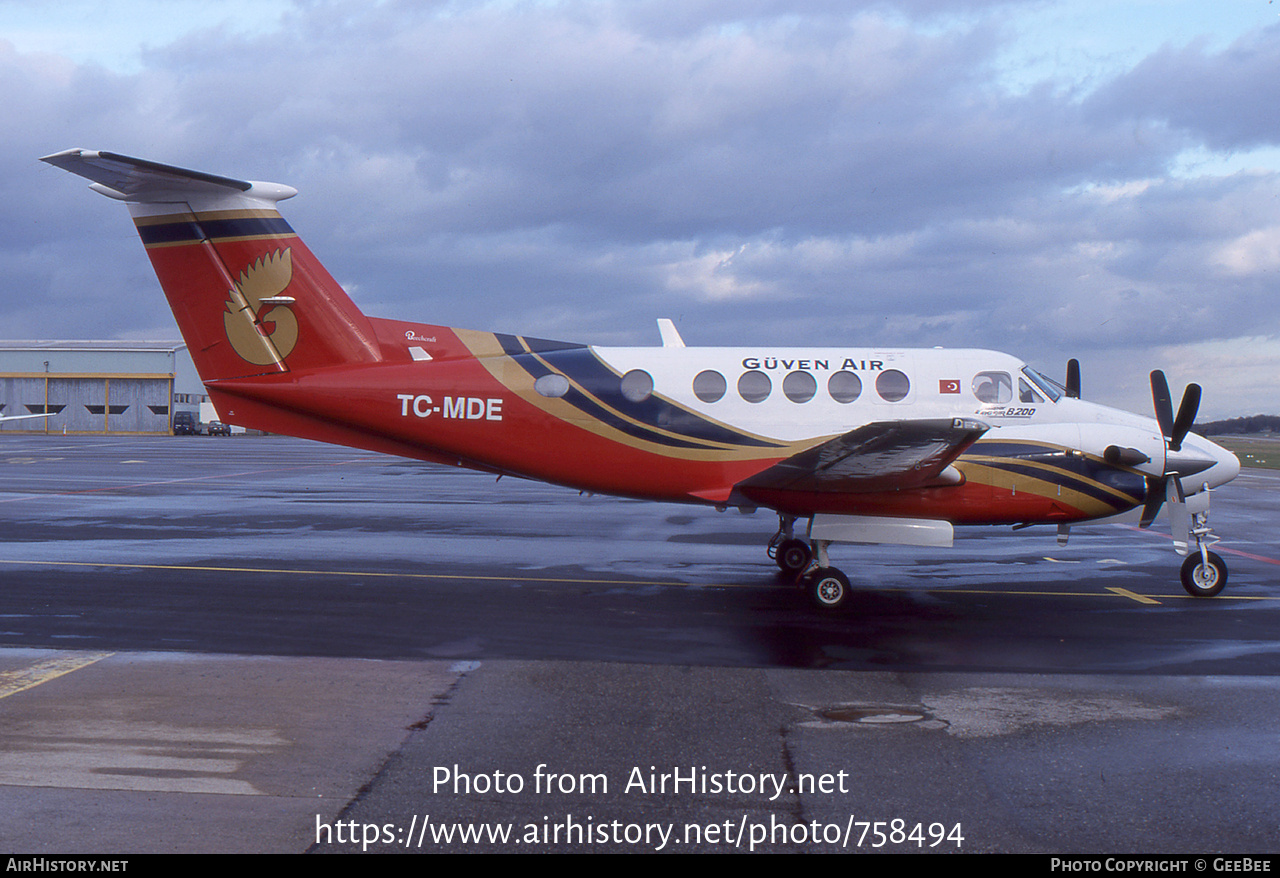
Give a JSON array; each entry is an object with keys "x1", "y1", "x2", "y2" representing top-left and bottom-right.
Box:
[{"x1": 42, "y1": 149, "x2": 1241, "y2": 606}]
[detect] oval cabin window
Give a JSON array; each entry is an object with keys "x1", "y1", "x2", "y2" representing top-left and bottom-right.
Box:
[
  {"x1": 875, "y1": 369, "x2": 910, "y2": 402},
  {"x1": 737, "y1": 370, "x2": 772, "y2": 403},
  {"x1": 828, "y1": 371, "x2": 862, "y2": 403},
  {"x1": 692, "y1": 370, "x2": 726, "y2": 403}
]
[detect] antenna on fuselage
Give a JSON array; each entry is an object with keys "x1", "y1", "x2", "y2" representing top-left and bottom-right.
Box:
[{"x1": 656, "y1": 318, "x2": 685, "y2": 348}]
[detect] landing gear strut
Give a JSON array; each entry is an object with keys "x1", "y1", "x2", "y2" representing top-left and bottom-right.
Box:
[
  {"x1": 767, "y1": 516, "x2": 850, "y2": 610},
  {"x1": 1176, "y1": 496, "x2": 1229, "y2": 598},
  {"x1": 802, "y1": 539, "x2": 852, "y2": 609}
]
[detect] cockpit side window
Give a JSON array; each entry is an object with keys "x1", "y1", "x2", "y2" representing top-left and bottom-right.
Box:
[
  {"x1": 1021, "y1": 366, "x2": 1063, "y2": 402},
  {"x1": 1019, "y1": 377, "x2": 1044, "y2": 404},
  {"x1": 972, "y1": 371, "x2": 1012, "y2": 404}
]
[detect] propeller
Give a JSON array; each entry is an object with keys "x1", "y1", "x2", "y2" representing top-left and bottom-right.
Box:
[
  {"x1": 1065, "y1": 358, "x2": 1081, "y2": 399},
  {"x1": 1139, "y1": 370, "x2": 1205, "y2": 528}
]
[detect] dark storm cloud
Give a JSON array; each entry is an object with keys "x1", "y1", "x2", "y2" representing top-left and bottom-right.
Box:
[
  {"x1": 1087, "y1": 22, "x2": 1280, "y2": 152},
  {"x1": 117, "y1": 0, "x2": 1068, "y2": 240},
  {"x1": 8, "y1": 1, "x2": 1280, "y2": 413}
]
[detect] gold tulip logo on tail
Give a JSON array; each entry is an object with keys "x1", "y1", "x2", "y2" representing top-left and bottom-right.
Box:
[{"x1": 224, "y1": 248, "x2": 299, "y2": 365}]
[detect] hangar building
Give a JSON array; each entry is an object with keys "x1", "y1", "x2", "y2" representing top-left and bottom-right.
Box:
[{"x1": 0, "y1": 341, "x2": 205, "y2": 435}]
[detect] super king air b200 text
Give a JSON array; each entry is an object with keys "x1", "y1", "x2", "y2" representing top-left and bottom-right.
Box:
[{"x1": 41, "y1": 149, "x2": 1242, "y2": 608}]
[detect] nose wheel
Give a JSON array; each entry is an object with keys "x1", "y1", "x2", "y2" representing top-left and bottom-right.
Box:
[{"x1": 1180, "y1": 550, "x2": 1227, "y2": 598}]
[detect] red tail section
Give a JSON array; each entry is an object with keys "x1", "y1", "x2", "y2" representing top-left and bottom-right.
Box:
[
  {"x1": 131, "y1": 207, "x2": 382, "y2": 381},
  {"x1": 41, "y1": 150, "x2": 383, "y2": 383}
]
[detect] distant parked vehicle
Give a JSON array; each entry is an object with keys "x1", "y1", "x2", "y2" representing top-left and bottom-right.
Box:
[
  {"x1": 173, "y1": 411, "x2": 199, "y2": 435},
  {"x1": 207, "y1": 421, "x2": 231, "y2": 436}
]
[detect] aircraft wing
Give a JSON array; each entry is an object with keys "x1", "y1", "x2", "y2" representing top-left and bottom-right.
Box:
[{"x1": 737, "y1": 418, "x2": 988, "y2": 495}]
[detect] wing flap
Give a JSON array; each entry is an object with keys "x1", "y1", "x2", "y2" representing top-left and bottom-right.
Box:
[{"x1": 738, "y1": 418, "x2": 988, "y2": 495}]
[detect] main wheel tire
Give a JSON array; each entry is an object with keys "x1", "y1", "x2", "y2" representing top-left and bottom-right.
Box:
[
  {"x1": 775, "y1": 538, "x2": 812, "y2": 574},
  {"x1": 808, "y1": 567, "x2": 851, "y2": 610},
  {"x1": 1180, "y1": 550, "x2": 1227, "y2": 598}
]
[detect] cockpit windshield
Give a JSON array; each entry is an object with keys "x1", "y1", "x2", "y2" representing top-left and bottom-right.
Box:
[{"x1": 1021, "y1": 366, "x2": 1064, "y2": 403}]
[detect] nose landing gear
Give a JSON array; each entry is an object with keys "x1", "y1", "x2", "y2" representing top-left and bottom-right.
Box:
[{"x1": 1173, "y1": 491, "x2": 1229, "y2": 598}]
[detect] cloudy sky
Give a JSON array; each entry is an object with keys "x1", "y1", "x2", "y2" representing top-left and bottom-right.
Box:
[{"x1": 6, "y1": 0, "x2": 1280, "y2": 419}]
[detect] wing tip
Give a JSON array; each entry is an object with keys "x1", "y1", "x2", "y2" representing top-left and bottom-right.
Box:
[{"x1": 40, "y1": 147, "x2": 96, "y2": 166}]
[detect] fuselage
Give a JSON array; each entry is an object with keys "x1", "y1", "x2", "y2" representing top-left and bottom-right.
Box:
[
  {"x1": 37, "y1": 148, "x2": 1238, "y2": 534},
  {"x1": 208, "y1": 318, "x2": 1240, "y2": 528}
]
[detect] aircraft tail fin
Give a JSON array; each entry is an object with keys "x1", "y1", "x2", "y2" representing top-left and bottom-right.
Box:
[{"x1": 41, "y1": 149, "x2": 382, "y2": 381}]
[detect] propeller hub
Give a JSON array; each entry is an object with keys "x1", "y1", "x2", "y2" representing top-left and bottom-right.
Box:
[{"x1": 1163, "y1": 447, "x2": 1218, "y2": 479}]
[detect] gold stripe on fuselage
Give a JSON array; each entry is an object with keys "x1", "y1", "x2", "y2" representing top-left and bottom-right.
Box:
[
  {"x1": 960, "y1": 450, "x2": 1140, "y2": 516},
  {"x1": 454, "y1": 328, "x2": 811, "y2": 464}
]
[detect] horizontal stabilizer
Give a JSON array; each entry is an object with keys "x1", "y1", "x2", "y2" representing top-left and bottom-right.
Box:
[
  {"x1": 42, "y1": 148, "x2": 380, "y2": 383},
  {"x1": 41, "y1": 149, "x2": 295, "y2": 203}
]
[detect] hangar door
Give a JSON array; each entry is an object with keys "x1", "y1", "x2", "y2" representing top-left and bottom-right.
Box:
[{"x1": 0, "y1": 374, "x2": 173, "y2": 434}]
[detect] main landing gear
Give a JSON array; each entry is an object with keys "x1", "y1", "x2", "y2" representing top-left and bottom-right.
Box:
[
  {"x1": 768, "y1": 515, "x2": 851, "y2": 610},
  {"x1": 767, "y1": 503, "x2": 1233, "y2": 608},
  {"x1": 767, "y1": 515, "x2": 809, "y2": 574}
]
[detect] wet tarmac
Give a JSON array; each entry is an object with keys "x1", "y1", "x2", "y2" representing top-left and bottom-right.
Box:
[{"x1": 1, "y1": 435, "x2": 1277, "y2": 853}]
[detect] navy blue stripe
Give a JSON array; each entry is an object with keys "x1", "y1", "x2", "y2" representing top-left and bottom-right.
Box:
[
  {"x1": 980, "y1": 459, "x2": 1144, "y2": 509},
  {"x1": 495, "y1": 332, "x2": 584, "y2": 356},
  {"x1": 136, "y1": 216, "x2": 295, "y2": 246},
  {"x1": 560, "y1": 386, "x2": 718, "y2": 450},
  {"x1": 544, "y1": 349, "x2": 786, "y2": 450},
  {"x1": 969, "y1": 439, "x2": 1146, "y2": 506},
  {"x1": 136, "y1": 219, "x2": 204, "y2": 246},
  {"x1": 971, "y1": 440, "x2": 1064, "y2": 458},
  {"x1": 507, "y1": 351, "x2": 721, "y2": 450},
  {"x1": 505, "y1": 345, "x2": 785, "y2": 451},
  {"x1": 495, "y1": 333, "x2": 526, "y2": 357}
]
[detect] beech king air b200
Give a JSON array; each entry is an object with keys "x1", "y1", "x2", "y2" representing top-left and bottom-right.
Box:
[{"x1": 41, "y1": 149, "x2": 1242, "y2": 607}]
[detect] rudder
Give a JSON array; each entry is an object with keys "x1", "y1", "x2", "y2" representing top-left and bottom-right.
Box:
[{"x1": 42, "y1": 149, "x2": 382, "y2": 382}]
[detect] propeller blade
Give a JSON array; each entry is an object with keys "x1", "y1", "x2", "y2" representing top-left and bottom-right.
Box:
[
  {"x1": 1169, "y1": 383, "x2": 1201, "y2": 451},
  {"x1": 1166, "y1": 477, "x2": 1190, "y2": 555},
  {"x1": 1066, "y1": 359, "x2": 1081, "y2": 399},
  {"x1": 1139, "y1": 475, "x2": 1166, "y2": 528},
  {"x1": 1150, "y1": 370, "x2": 1173, "y2": 440},
  {"x1": 1140, "y1": 370, "x2": 1204, "y2": 530}
]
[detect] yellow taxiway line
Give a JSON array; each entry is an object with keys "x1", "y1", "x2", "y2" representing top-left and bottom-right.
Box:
[
  {"x1": 1, "y1": 558, "x2": 1276, "y2": 603},
  {"x1": 0, "y1": 651, "x2": 112, "y2": 700}
]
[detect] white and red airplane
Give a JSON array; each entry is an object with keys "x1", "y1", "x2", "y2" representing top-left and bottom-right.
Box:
[{"x1": 42, "y1": 149, "x2": 1241, "y2": 607}]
